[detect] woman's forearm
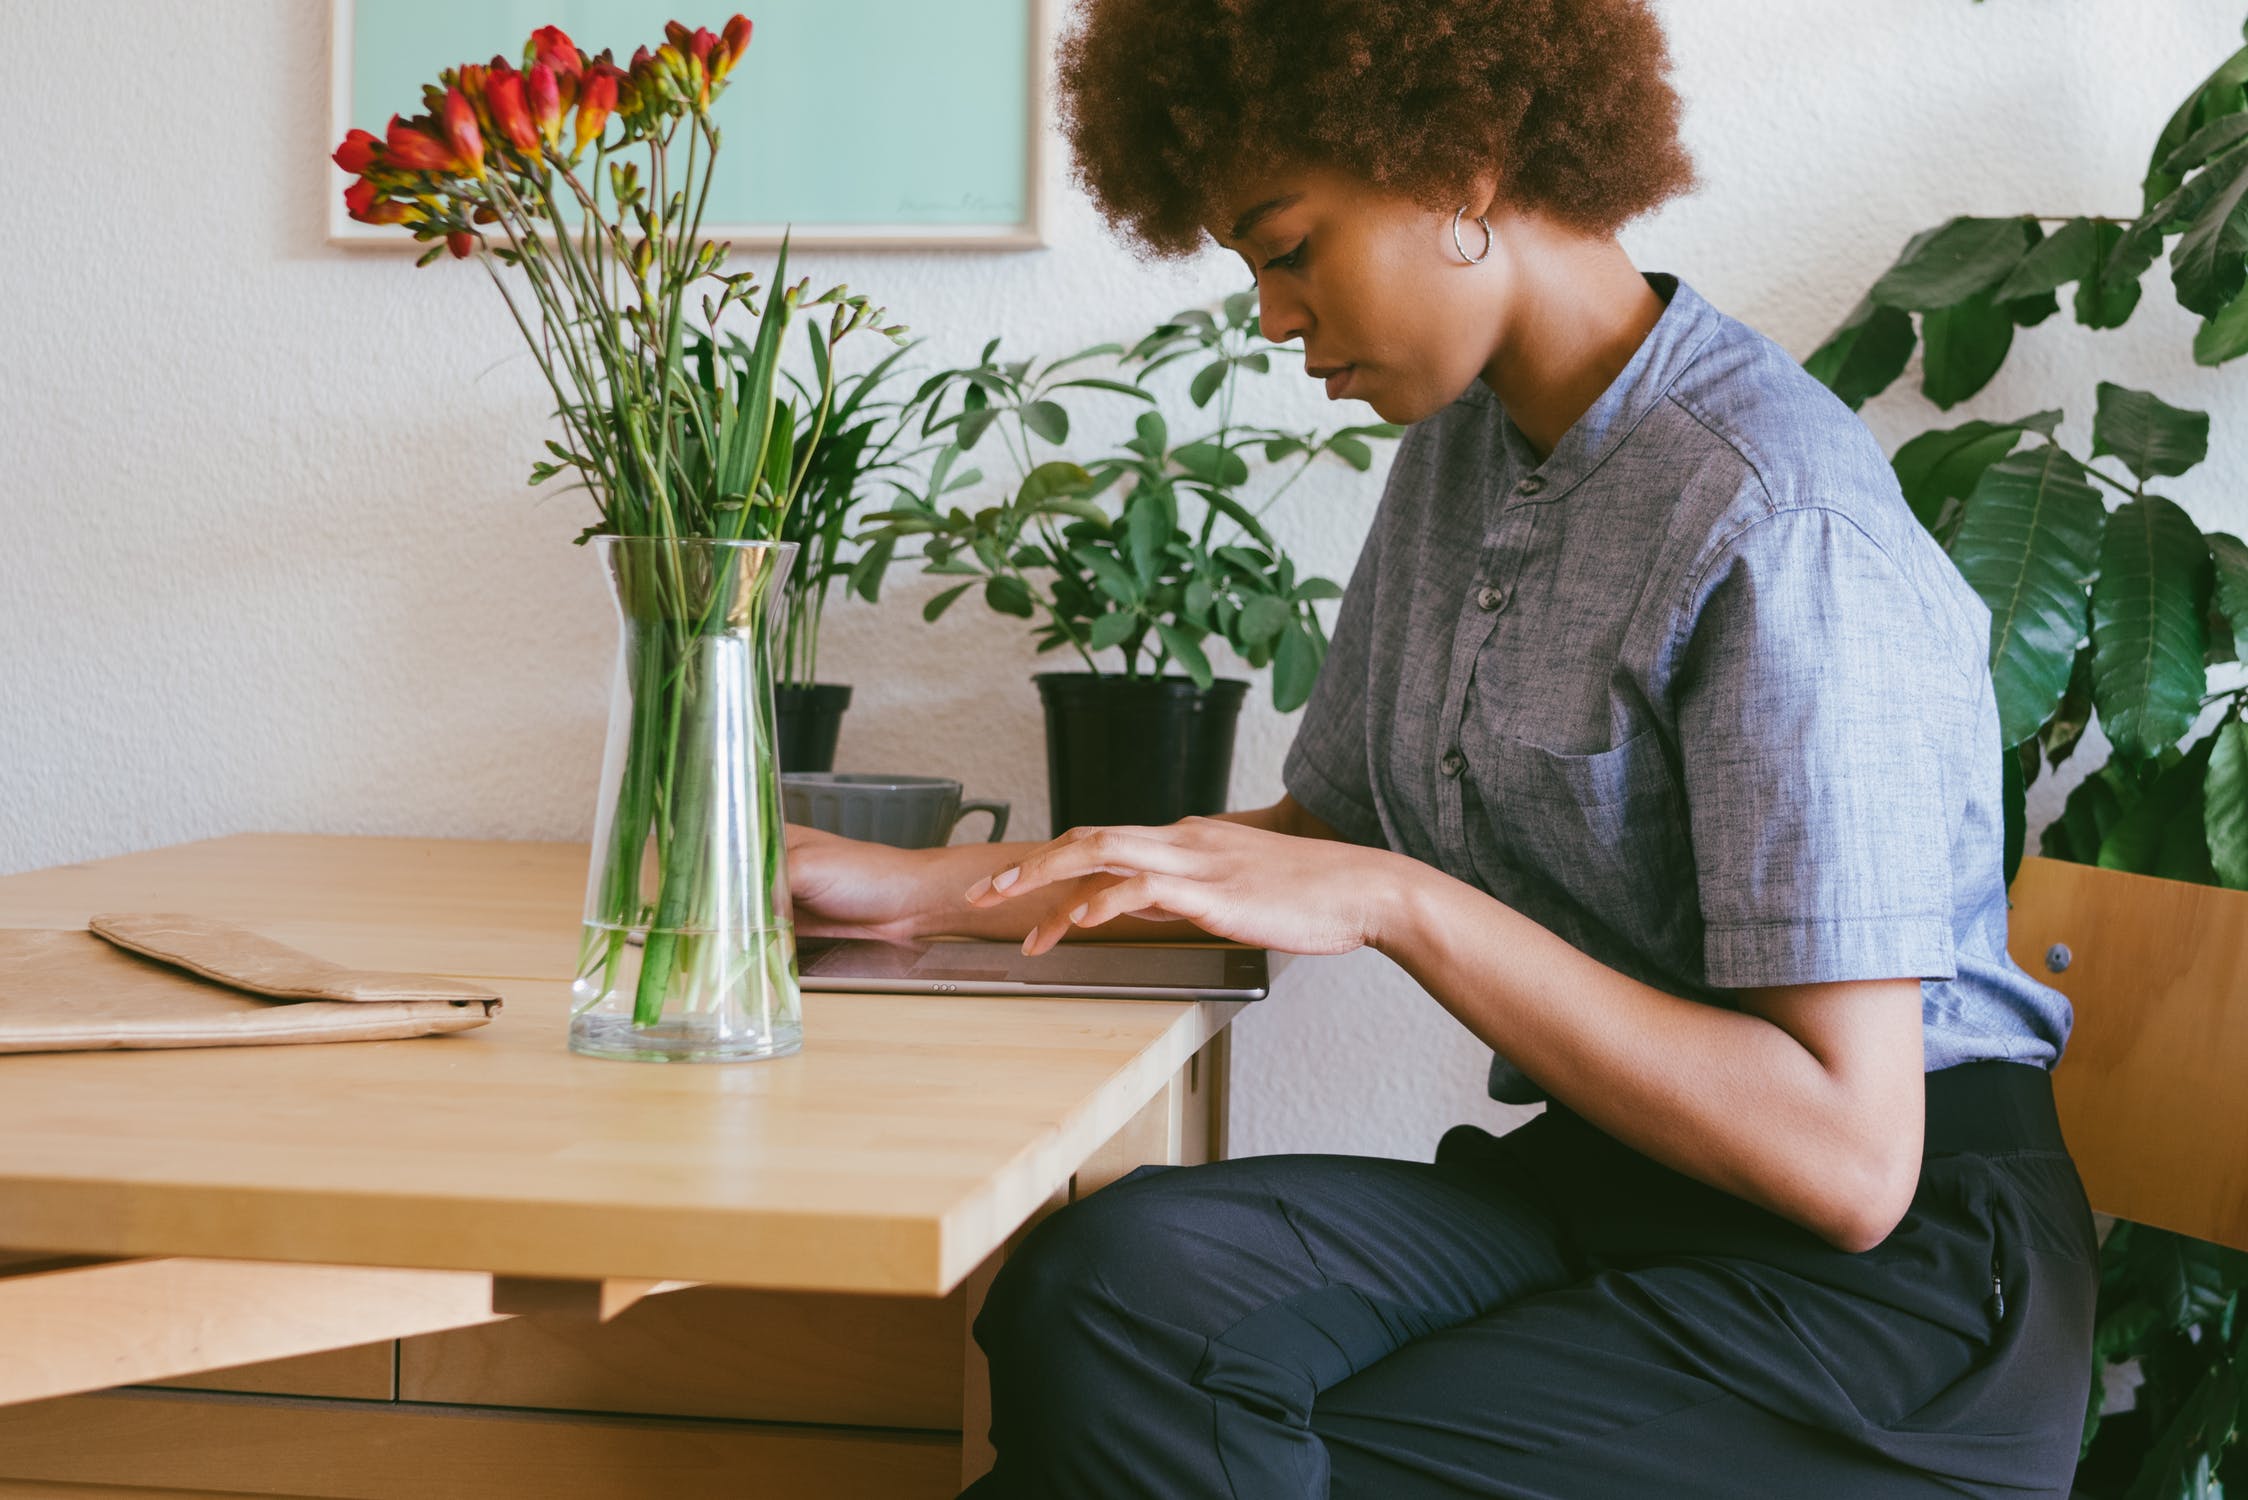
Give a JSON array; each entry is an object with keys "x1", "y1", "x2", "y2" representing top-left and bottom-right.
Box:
[{"x1": 1369, "y1": 856, "x2": 1904, "y2": 1252}]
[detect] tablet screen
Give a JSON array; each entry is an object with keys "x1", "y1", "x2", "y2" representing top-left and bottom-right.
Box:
[{"x1": 796, "y1": 936, "x2": 1263, "y2": 996}]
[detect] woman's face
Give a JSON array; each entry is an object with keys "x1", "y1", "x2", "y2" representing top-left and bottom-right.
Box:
[{"x1": 1207, "y1": 163, "x2": 1508, "y2": 426}]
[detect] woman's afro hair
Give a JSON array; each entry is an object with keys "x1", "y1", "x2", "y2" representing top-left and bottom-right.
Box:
[{"x1": 1053, "y1": 0, "x2": 1697, "y2": 262}]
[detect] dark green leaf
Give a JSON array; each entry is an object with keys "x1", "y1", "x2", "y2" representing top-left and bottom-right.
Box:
[
  {"x1": 1804, "y1": 295, "x2": 1916, "y2": 409},
  {"x1": 1891, "y1": 417, "x2": 2056, "y2": 532},
  {"x1": 1174, "y1": 442, "x2": 1252, "y2": 488},
  {"x1": 2090, "y1": 494, "x2": 2213, "y2": 758},
  {"x1": 1327, "y1": 436, "x2": 1375, "y2": 471},
  {"x1": 2164, "y1": 109, "x2": 2248, "y2": 179},
  {"x1": 1222, "y1": 289, "x2": 1259, "y2": 328},
  {"x1": 1087, "y1": 610, "x2": 1138, "y2": 651},
  {"x1": 1189, "y1": 359, "x2": 1230, "y2": 409},
  {"x1": 984, "y1": 575, "x2": 1035, "y2": 619},
  {"x1": 2169, "y1": 147, "x2": 2248, "y2": 317},
  {"x1": 1872, "y1": 217, "x2": 2037, "y2": 310},
  {"x1": 2209, "y1": 533, "x2": 2248, "y2": 644},
  {"x1": 2144, "y1": 41, "x2": 2248, "y2": 207},
  {"x1": 1047, "y1": 377, "x2": 1158, "y2": 403},
  {"x1": 1016, "y1": 461, "x2": 1095, "y2": 510},
  {"x1": 1993, "y1": 217, "x2": 2099, "y2": 302},
  {"x1": 2078, "y1": 220, "x2": 2148, "y2": 330},
  {"x1": 2101, "y1": 734, "x2": 2218, "y2": 883},
  {"x1": 2093, "y1": 384, "x2": 2212, "y2": 482},
  {"x1": 2193, "y1": 290, "x2": 2248, "y2": 364},
  {"x1": 1155, "y1": 620, "x2": 1215, "y2": 688},
  {"x1": 1072, "y1": 545, "x2": 1141, "y2": 606},
  {"x1": 1294, "y1": 577, "x2": 1345, "y2": 603},
  {"x1": 1274, "y1": 623, "x2": 1319, "y2": 712},
  {"x1": 957, "y1": 407, "x2": 1001, "y2": 451},
  {"x1": 1130, "y1": 410, "x2": 1170, "y2": 459},
  {"x1": 1238, "y1": 594, "x2": 1290, "y2": 647},
  {"x1": 1949, "y1": 447, "x2": 2108, "y2": 744},
  {"x1": 1126, "y1": 495, "x2": 1167, "y2": 587},
  {"x1": 1020, "y1": 400, "x2": 1069, "y2": 445},
  {"x1": 2208, "y1": 718, "x2": 2248, "y2": 890},
  {"x1": 1919, "y1": 294, "x2": 2016, "y2": 409},
  {"x1": 2044, "y1": 644, "x2": 2098, "y2": 770},
  {"x1": 923, "y1": 581, "x2": 974, "y2": 623}
]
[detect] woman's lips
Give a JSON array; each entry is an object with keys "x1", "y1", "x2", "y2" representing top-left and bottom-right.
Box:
[{"x1": 1324, "y1": 365, "x2": 1356, "y2": 399}]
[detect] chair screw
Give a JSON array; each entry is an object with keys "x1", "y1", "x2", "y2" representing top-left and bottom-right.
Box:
[{"x1": 2045, "y1": 943, "x2": 2071, "y2": 974}]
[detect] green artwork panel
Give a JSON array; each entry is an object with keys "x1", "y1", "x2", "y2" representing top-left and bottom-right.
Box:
[{"x1": 345, "y1": 0, "x2": 1033, "y2": 226}]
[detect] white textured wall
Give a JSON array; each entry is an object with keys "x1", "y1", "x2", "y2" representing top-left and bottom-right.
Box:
[{"x1": 4, "y1": 1, "x2": 2244, "y2": 1161}]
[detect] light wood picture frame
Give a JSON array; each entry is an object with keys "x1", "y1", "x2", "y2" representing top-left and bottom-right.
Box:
[{"x1": 327, "y1": 0, "x2": 1052, "y2": 251}]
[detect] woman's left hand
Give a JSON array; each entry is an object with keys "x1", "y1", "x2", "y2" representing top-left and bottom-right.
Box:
[{"x1": 963, "y1": 816, "x2": 1403, "y2": 956}]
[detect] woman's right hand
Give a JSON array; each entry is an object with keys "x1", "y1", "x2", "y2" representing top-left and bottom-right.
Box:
[{"x1": 782, "y1": 822, "x2": 938, "y2": 946}]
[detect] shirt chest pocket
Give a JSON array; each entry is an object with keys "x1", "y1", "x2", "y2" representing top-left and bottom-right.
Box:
[{"x1": 1459, "y1": 724, "x2": 1698, "y2": 950}]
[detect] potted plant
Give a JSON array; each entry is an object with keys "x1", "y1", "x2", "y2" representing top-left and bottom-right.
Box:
[
  {"x1": 686, "y1": 326, "x2": 935, "y2": 770},
  {"x1": 859, "y1": 290, "x2": 1401, "y2": 831},
  {"x1": 331, "y1": 17, "x2": 908, "y2": 1063},
  {"x1": 1804, "y1": 21, "x2": 2248, "y2": 1490}
]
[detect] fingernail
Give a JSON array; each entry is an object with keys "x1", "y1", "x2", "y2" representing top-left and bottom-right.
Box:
[
  {"x1": 993, "y1": 867, "x2": 1020, "y2": 891},
  {"x1": 966, "y1": 876, "x2": 991, "y2": 901},
  {"x1": 1069, "y1": 903, "x2": 1089, "y2": 925},
  {"x1": 1021, "y1": 931, "x2": 1038, "y2": 954}
]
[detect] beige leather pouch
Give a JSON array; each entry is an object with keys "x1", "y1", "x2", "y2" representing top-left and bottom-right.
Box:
[{"x1": 0, "y1": 917, "x2": 502, "y2": 1054}]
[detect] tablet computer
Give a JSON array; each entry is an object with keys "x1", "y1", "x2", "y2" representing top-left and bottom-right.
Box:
[{"x1": 794, "y1": 936, "x2": 1269, "y2": 1000}]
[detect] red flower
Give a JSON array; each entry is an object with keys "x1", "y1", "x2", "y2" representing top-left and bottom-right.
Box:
[
  {"x1": 332, "y1": 127, "x2": 380, "y2": 175},
  {"x1": 574, "y1": 65, "x2": 619, "y2": 157},
  {"x1": 344, "y1": 176, "x2": 410, "y2": 226},
  {"x1": 447, "y1": 229, "x2": 478, "y2": 259},
  {"x1": 530, "y1": 25, "x2": 581, "y2": 84},
  {"x1": 485, "y1": 65, "x2": 541, "y2": 155},
  {"x1": 528, "y1": 62, "x2": 563, "y2": 149},
  {"x1": 710, "y1": 15, "x2": 752, "y2": 83},
  {"x1": 443, "y1": 87, "x2": 485, "y2": 178},
  {"x1": 384, "y1": 114, "x2": 458, "y2": 173}
]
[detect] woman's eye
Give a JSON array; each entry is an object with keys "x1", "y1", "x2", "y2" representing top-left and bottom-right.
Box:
[{"x1": 1262, "y1": 242, "x2": 1306, "y2": 273}]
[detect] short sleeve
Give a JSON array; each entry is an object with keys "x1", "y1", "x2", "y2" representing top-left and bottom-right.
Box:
[
  {"x1": 1281, "y1": 511, "x2": 1389, "y2": 850},
  {"x1": 1673, "y1": 506, "x2": 1960, "y2": 988}
]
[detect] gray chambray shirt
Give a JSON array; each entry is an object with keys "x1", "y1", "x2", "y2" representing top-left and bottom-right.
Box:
[{"x1": 1282, "y1": 272, "x2": 2074, "y2": 1105}]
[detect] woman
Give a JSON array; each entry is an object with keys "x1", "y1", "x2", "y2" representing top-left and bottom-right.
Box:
[{"x1": 784, "y1": 0, "x2": 2100, "y2": 1494}]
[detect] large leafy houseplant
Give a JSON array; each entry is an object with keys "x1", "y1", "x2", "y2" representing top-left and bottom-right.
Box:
[
  {"x1": 1804, "y1": 20, "x2": 2248, "y2": 1496},
  {"x1": 331, "y1": 17, "x2": 907, "y2": 1060},
  {"x1": 857, "y1": 289, "x2": 1403, "y2": 714}
]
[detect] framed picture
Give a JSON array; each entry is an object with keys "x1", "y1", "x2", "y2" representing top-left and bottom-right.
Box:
[{"x1": 328, "y1": 0, "x2": 1051, "y2": 250}]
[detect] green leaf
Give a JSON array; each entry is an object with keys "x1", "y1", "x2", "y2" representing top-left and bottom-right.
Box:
[
  {"x1": 1948, "y1": 447, "x2": 2108, "y2": 745},
  {"x1": 1020, "y1": 400, "x2": 1070, "y2": 445},
  {"x1": 2192, "y1": 290, "x2": 2248, "y2": 364},
  {"x1": 1891, "y1": 416, "x2": 2057, "y2": 533},
  {"x1": 1804, "y1": 294, "x2": 1916, "y2": 409},
  {"x1": 1155, "y1": 620, "x2": 1215, "y2": 687},
  {"x1": 847, "y1": 534, "x2": 898, "y2": 603},
  {"x1": 2093, "y1": 384, "x2": 2212, "y2": 482},
  {"x1": 1047, "y1": 377, "x2": 1158, "y2": 403},
  {"x1": 2100, "y1": 733, "x2": 2218, "y2": 883},
  {"x1": 1274, "y1": 624, "x2": 1319, "y2": 713},
  {"x1": 2208, "y1": 533, "x2": 2248, "y2": 644},
  {"x1": 2144, "y1": 41, "x2": 2248, "y2": 208},
  {"x1": 2169, "y1": 147, "x2": 2248, "y2": 317},
  {"x1": 1327, "y1": 435, "x2": 1375, "y2": 471},
  {"x1": 1238, "y1": 594, "x2": 1290, "y2": 647},
  {"x1": 2208, "y1": 718, "x2": 2248, "y2": 890},
  {"x1": 2090, "y1": 494, "x2": 2212, "y2": 759},
  {"x1": 1174, "y1": 442, "x2": 1252, "y2": 488},
  {"x1": 1016, "y1": 460, "x2": 1094, "y2": 510},
  {"x1": 2119, "y1": 1354, "x2": 2237, "y2": 1500},
  {"x1": 1871, "y1": 217, "x2": 2037, "y2": 310},
  {"x1": 922, "y1": 581, "x2": 975, "y2": 623},
  {"x1": 1189, "y1": 359, "x2": 1230, "y2": 409},
  {"x1": 984, "y1": 574, "x2": 1035, "y2": 619},
  {"x1": 1222, "y1": 288, "x2": 1259, "y2": 328},
  {"x1": 2043, "y1": 757, "x2": 2142, "y2": 864},
  {"x1": 2078, "y1": 220, "x2": 2148, "y2": 330},
  {"x1": 1087, "y1": 610, "x2": 1138, "y2": 651},
  {"x1": 1993, "y1": 217, "x2": 2099, "y2": 302},
  {"x1": 1293, "y1": 577, "x2": 1345, "y2": 603},
  {"x1": 957, "y1": 407, "x2": 1001, "y2": 451},
  {"x1": 1072, "y1": 545, "x2": 1142, "y2": 606},
  {"x1": 1129, "y1": 410, "x2": 1170, "y2": 459},
  {"x1": 1126, "y1": 494, "x2": 1168, "y2": 587},
  {"x1": 1919, "y1": 294, "x2": 2015, "y2": 409}
]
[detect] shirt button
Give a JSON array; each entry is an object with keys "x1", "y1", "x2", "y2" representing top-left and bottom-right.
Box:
[
  {"x1": 1440, "y1": 749, "x2": 1466, "y2": 778},
  {"x1": 1476, "y1": 584, "x2": 1506, "y2": 612},
  {"x1": 1515, "y1": 475, "x2": 1547, "y2": 497}
]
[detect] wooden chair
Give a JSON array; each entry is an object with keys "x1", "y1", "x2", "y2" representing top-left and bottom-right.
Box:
[{"x1": 2003, "y1": 854, "x2": 2248, "y2": 1252}]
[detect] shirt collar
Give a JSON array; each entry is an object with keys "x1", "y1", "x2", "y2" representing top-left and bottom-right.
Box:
[{"x1": 1483, "y1": 272, "x2": 1721, "y2": 501}]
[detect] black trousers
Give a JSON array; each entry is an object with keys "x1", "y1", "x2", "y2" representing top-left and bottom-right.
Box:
[{"x1": 960, "y1": 1061, "x2": 2098, "y2": 1498}]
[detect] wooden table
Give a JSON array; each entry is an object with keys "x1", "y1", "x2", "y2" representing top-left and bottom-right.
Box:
[{"x1": 0, "y1": 835, "x2": 1256, "y2": 1499}]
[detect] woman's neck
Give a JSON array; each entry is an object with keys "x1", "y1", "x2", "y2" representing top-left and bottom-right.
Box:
[{"x1": 1477, "y1": 231, "x2": 1668, "y2": 463}]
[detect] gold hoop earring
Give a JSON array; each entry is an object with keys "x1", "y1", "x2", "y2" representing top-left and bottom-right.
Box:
[{"x1": 1453, "y1": 206, "x2": 1492, "y2": 265}]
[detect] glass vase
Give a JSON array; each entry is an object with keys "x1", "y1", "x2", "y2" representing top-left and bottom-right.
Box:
[{"x1": 571, "y1": 536, "x2": 802, "y2": 1063}]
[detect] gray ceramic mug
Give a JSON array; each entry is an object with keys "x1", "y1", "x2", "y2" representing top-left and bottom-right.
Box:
[{"x1": 781, "y1": 773, "x2": 1011, "y2": 849}]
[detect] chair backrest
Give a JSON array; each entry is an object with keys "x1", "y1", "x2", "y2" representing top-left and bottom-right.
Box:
[{"x1": 2004, "y1": 855, "x2": 2248, "y2": 1252}]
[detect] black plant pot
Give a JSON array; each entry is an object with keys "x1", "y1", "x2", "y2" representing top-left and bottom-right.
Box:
[
  {"x1": 774, "y1": 683, "x2": 853, "y2": 773},
  {"x1": 1034, "y1": 672, "x2": 1250, "y2": 833}
]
